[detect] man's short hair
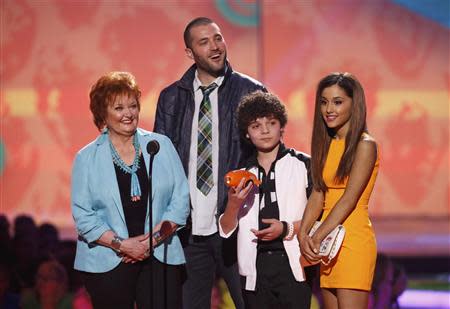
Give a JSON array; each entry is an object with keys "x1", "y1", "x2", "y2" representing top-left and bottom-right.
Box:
[
  {"x1": 237, "y1": 90, "x2": 288, "y2": 139},
  {"x1": 183, "y1": 17, "x2": 214, "y2": 48}
]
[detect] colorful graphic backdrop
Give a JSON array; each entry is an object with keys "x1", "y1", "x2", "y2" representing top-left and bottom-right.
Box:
[{"x1": 1, "y1": 0, "x2": 449, "y2": 230}]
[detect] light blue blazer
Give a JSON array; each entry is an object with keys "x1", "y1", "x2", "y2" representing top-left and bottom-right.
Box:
[{"x1": 71, "y1": 128, "x2": 189, "y2": 273}]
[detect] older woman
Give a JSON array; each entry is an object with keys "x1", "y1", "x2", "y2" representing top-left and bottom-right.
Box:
[{"x1": 71, "y1": 72, "x2": 189, "y2": 308}]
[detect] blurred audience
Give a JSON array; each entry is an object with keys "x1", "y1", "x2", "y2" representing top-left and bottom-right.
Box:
[
  {"x1": 0, "y1": 263, "x2": 20, "y2": 309},
  {"x1": 55, "y1": 240, "x2": 83, "y2": 293},
  {"x1": 13, "y1": 215, "x2": 38, "y2": 239},
  {"x1": 38, "y1": 223, "x2": 60, "y2": 260},
  {"x1": 1, "y1": 215, "x2": 408, "y2": 309},
  {"x1": 390, "y1": 261, "x2": 408, "y2": 307},
  {"x1": 12, "y1": 215, "x2": 39, "y2": 291},
  {"x1": 369, "y1": 253, "x2": 408, "y2": 309},
  {"x1": 21, "y1": 260, "x2": 73, "y2": 309},
  {"x1": 0, "y1": 215, "x2": 14, "y2": 265},
  {"x1": 0, "y1": 215, "x2": 94, "y2": 308}
]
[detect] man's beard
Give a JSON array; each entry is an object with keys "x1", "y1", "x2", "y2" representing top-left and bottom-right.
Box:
[{"x1": 195, "y1": 52, "x2": 227, "y2": 77}]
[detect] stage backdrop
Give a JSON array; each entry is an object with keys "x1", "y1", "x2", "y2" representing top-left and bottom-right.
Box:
[{"x1": 1, "y1": 0, "x2": 449, "y2": 230}]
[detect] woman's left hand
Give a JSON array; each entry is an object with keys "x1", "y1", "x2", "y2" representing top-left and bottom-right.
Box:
[
  {"x1": 151, "y1": 221, "x2": 178, "y2": 246},
  {"x1": 251, "y1": 218, "x2": 283, "y2": 241},
  {"x1": 300, "y1": 234, "x2": 321, "y2": 263},
  {"x1": 120, "y1": 234, "x2": 149, "y2": 262}
]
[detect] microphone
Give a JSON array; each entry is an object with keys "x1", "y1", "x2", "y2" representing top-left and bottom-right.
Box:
[
  {"x1": 146, "y1": 140, "x2": 160, "y2": 155},
  {"x1": 146, "y1": 139, "x2": 159, "y2": 303}
]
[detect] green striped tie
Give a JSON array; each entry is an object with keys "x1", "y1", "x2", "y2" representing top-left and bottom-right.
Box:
[{"x1": 197, "y1": 83, "x2": 217, "y2": 195}]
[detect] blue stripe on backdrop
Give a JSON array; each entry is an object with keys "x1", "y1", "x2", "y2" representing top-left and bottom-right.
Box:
[
  {"x1": 215, "y1": 0, "x2": 259, "y2": 26},
  {"x1": 392, "y1": 0, "x2": 450, "y2": 28}
]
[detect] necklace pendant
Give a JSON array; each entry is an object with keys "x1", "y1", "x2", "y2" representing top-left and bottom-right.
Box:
[{"x1": 109, "y1": 133, "x2": 143, "y2": 201}]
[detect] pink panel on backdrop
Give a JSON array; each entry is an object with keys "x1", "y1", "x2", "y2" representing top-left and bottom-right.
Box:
[
  {"x1": 0, "y1": 1, "x2": 448, "y2": 230},
  {"x1": 1, "y1": 0, "x2": 36, "y2": 82}
]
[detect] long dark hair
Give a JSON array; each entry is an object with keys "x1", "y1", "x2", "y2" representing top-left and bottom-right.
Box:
[{"x1": 311, "y1": 72, "x2": 367, "y2": 192}]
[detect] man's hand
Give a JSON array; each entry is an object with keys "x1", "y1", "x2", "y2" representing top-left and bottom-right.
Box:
[{"x1": 251, "y1": 218, "x2": 283, "y2": 241}]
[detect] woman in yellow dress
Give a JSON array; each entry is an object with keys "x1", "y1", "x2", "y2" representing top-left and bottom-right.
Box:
[{"x1": 299, "y1": 72, "x2": 379, "y2": 308}]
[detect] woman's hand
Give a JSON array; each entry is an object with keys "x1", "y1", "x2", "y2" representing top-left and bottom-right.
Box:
[
  {"x1": 153, "y1": 220, "x2": 178, "y2": 233},
  {"x1": 120, "y1": 234, "x2": 150, "y2": 263},
  {"x1": 299, "y1": 233, "x2": 321, "y2": 264},
  {"x1": 251, "y1": 218, "x2": 283, "y2": 241},
  {"x1": 300, "y1": 255, "x2": 317, "y2": 267},
  {"x1": 151, "y1": 221, "x2": 178, "y2": 247}
]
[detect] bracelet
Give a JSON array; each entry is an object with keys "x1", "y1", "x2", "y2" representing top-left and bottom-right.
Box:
[
  {"x1": 281, "y1": 221, "x2": 288, "y2": 238},
  {"x1": 153, "y1": 230, "x2": 162, "y2": 246},
  {"x1": 111, "y1": 235, "x2": 123, "y2": 253},
  {"x1": 285, "y1": 222, "x2": 294, "y2": 240}
]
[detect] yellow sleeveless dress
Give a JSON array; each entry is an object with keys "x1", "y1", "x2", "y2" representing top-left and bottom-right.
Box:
[{"x1": 320, "y1": 137, "x2": 379, "y2": 291}]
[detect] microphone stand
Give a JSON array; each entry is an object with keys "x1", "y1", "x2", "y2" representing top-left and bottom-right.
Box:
[
  {"x1": 146, "y1": 140, "x2": 159, "y2": 308},
  {"x1": 148, "y1": 152, "x2": 155, "y2": 308}
]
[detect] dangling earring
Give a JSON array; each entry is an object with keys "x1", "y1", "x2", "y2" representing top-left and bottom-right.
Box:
[{"x1": 246, "y1": 134, "x2": 250, "y2": 139}]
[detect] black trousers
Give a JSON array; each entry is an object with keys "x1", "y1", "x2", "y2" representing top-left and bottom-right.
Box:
[
  {"x1": 81, "y1": 257, "x2": 183, "y2": 309},
  {"x1": 181, "y1": 231, "x2": 244, "y2": 309},
  {"x1": 243, "y1": 250, "x2": 312, "y2": 309}
]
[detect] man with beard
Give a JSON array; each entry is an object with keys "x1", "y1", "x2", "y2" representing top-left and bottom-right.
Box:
[{"x1": 154, "y1": 17, "x2": 266, "y2": 309}]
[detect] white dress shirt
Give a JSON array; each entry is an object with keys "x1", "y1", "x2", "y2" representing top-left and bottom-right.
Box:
[{"x1": 188, "y1": 71, "x2": 224, "y2": 235}]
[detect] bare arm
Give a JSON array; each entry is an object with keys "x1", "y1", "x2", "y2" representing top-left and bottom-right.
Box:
[
  {"x1": 219, "y1": 179, "x2": 253, "y2": 235},
  {"x1": 311, "y1": 139, "x2": 377, "y2": 244},
  {"x1": 298, "y1": 190, "x2": 325, "y2": 262},
  {"x1": 298, "y1": 190, "x2": 325, "y2": 237},
  {"x1": 95, "y1": 230, "x2": 118, "y2": 248}
]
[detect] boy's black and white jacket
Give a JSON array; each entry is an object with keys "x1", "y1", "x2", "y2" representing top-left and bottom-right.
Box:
[{"x1": 219, "y1": 145, "x2": 312, "y2": 291}]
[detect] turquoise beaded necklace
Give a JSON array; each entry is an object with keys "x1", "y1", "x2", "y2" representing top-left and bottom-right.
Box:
[{"x1": 109, "y1": 133, "x2": 141, "y2": 201}]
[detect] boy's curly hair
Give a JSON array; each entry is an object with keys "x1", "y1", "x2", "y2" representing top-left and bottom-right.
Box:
[{"x1": 236, "y1": 90, "x2": 287, "y2": 140}]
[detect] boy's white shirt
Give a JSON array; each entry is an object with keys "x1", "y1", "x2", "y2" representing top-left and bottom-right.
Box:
[{"x1": 219, "y1": 149, "x2": 310, "y2": 291}]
